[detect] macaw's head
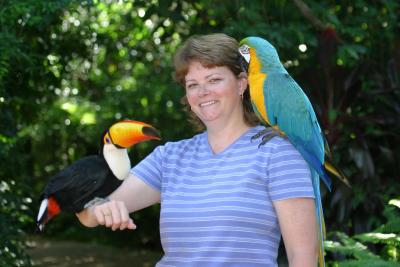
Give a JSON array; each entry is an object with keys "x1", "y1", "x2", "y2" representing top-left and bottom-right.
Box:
[
  {"x1": 239, "y1": 37, "x2": 282, "y2": 71},
  {"x1": 102, "y1": 120, "x2": 161, "y2": 149}
]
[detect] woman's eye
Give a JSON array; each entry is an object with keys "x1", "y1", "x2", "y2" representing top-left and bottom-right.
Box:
[
  {"x1": 209, "y1": 78, "x2": 221, "y2": 83},
  {"x1": 187, "y1": 84, "x2": 198, "y2": 89}
]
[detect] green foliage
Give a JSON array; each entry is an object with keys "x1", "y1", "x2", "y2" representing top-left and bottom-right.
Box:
[
  {"x1": 0, "y1": 180, "x2": 32, "y2": 267},
  {"x1": 0, "y1": 0, "x2": 399, "y2": 265},
  {"x1": 326, "y1": 198, "x2": 400, "y2": 266},
  {"x1": 0, "y1": 1, "x2": 82, "y2": 265}
]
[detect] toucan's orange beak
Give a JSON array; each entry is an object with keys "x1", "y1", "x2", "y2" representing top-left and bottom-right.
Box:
[{"x1": 104, "y1": 120, "x2": 160, "y2": 148}]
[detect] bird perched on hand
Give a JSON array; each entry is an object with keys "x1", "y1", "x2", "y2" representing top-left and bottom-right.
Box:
[
  {"x1": 239, "y1": 36, "x2": 349, "y2": 267},
  {"x1": 36, "y1": 120, "x2": 160, "y2": 231}
]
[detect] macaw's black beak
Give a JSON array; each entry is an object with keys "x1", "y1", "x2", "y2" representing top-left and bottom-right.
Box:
[{"x1": 238, "y1": 54, "x2": 249, "y2": 73}]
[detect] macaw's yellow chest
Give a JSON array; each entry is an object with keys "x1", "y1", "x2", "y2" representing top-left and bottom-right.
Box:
[{"x1": 248, "y1": 49, "x2": 270, "y2": 125}]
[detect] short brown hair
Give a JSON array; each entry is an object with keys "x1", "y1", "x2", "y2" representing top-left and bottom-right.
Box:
[{"x1": 173, "y1": 33, "x2": 259, "y2": 131}]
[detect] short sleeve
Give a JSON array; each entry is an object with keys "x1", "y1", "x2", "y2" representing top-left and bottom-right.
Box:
[
  {"x1": 267, "y1": 138, "x2": 315, "y2": 201},
  {"x1": 130, "y1": 145, "x2": 164, "y2": 192}
]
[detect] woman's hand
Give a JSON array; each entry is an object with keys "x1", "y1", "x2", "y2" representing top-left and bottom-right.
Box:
[
  {"x1": 76, "y1": 174, "x2": 160, "y2": 229},
  {"x1": 92, "y1": 200, "x2": 136, "y2": 231}
]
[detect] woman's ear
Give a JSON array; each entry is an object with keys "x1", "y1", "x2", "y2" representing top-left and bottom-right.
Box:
[
  {"x1": 238, "y1": 71, "x2": 248, "y2": 93},
  {"x1": 238, "y1": 71, "x2": 248, "y2": 79}
]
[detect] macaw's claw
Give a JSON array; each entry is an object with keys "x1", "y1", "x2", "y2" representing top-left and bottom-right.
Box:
[{"x1": 251, "y1": 127, "x2": 281, "y2": 147}]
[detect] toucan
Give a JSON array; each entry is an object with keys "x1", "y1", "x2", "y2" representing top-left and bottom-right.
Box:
[{"x1": 36, "y1": 120, "x2": 160, "y2": 231}]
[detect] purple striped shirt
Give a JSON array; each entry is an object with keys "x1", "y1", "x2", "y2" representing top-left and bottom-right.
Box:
[{"x1": 131, "y1": 125, "x2": 314, "y2": 266}]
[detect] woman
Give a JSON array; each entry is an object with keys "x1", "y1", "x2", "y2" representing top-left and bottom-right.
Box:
[{"x1": 77, "y1": 33, "x2": 318, "y2": 266}]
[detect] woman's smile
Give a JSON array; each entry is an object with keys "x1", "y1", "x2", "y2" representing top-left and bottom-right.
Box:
[
  {"x1": 184, "y1": 61, "x2": 245, "y2": 127},
  {"x1": 199, "y1": 100, "x2": 218, "y2": 107}
]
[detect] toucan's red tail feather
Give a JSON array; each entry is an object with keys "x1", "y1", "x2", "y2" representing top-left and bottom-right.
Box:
[
  {"x1": 36, "y1": 197, "x2": 60, "y2": 231},
  {"x1": 47, "y1": 197, "x2": 61, "y2": 217}
]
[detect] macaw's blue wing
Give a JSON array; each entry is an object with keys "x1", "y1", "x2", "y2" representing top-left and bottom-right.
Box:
[{"x1": 265, "y1": 71, "x2": 332, "y2": 190}]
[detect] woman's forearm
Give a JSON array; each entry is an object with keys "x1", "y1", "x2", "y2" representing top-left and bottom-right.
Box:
[{"x1": 288, "y1": 251, "x2": 318, "y2": 267}]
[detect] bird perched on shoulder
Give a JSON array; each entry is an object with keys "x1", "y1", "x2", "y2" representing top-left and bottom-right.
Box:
[
  {"x1": 238, "y1": 36, "x2": 349, "y2": 267},
  {"x1": 36, "y1": 120, "x2": 160, "y2": 231}
]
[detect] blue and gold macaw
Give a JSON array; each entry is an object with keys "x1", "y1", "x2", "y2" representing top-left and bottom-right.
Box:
[{"x1": 239, "y1": 36, "x2": 349, "y2": 267}]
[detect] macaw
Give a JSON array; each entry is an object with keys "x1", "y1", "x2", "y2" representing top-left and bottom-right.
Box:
[
  {"x1": 239, "y1": 36, "x2": 349, "y2": 267},
  {"x1": 36, "y1": 120, "x2": 160, "y2": 231}
]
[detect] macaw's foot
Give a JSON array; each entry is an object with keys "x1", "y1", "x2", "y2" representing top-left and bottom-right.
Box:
[{"x1": 251, "y1": 127, "x2": 281, "y2": 147}]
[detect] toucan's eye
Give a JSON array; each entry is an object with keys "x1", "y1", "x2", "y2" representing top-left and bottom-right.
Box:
[{"x1": 106, "y1": 138, "x2": 111, "y2": 144}]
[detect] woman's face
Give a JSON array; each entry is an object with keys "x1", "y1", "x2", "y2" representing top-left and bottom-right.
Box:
[{"x1": 184, "y1": 61, "x2": 247, "y2": 127}]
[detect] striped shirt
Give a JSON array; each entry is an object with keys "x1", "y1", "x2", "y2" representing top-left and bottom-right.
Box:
[{"x1": 131, "y1": 125, "x2": 314, "y2": 266}]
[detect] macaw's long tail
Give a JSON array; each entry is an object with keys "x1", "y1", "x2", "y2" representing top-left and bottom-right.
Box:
[
  {"x1": 323, "y1": 138, "x2": 351, "y2": 188},
  {"x1": 311, "y1": 170, "x2": 326, "y2": 267},
  {"x1": 324, "y1": 156, "x2": 351, "y2": 188}
]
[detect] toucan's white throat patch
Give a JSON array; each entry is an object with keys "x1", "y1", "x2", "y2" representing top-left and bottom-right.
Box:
[{"x1": 103, "y1": 144, "x2": 131, "y2": 180}]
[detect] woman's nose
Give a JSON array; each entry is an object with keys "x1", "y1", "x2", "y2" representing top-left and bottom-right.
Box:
[{"x1": 198, "y1": 84, "x2": 210, "y2": 97}]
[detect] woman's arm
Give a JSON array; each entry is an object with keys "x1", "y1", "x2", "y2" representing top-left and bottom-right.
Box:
[
  {"x1": 274, "y1": 198, "x2": 318, "y2": 267},
  {"x1": 76, "y1": 173, "x2": 160, "y2": 230}
]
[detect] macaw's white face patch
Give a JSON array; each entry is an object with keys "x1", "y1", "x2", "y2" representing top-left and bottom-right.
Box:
[{"x1": 239, "y1": 44, "x2": 250, "y2": 63}]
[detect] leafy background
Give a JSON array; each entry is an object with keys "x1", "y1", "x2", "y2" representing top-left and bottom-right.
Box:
[{"x1": 0, "y1": 0, "x2": 399, "y2": 266}]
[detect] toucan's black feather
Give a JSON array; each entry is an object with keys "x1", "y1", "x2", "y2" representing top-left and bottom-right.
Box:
[{"x1": 39, "y1": 155, "x2": 122, "y2": 213}]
